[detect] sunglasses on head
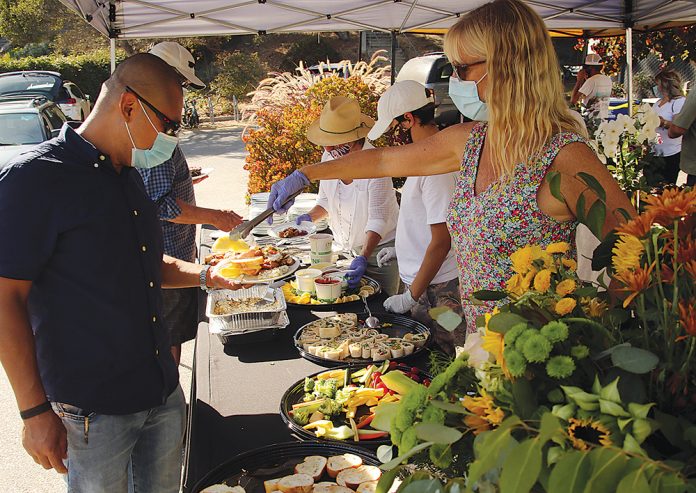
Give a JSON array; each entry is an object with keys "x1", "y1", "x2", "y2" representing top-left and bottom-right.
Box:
[
  {"x1": 125, "y1": 86, "x2": 181, "y2": 136},
  {"x1": 451, "y1": 60, "x2": 486, "y2": 81}
]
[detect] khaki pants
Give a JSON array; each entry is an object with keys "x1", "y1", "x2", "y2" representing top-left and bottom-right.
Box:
[{"x1": 365, "y1": 239, "x2": 401, "y2": 296}]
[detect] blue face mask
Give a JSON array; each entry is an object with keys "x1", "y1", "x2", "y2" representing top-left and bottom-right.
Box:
[
  {"x1": 652, "y1": 85, "x2": 662, "y2": 98},
  {"x1": 449, "y1": 73, "x2": 489, "y2": 121},
  {"x1": 125, "y1": 100, "x2": 179, "y2": 169}
]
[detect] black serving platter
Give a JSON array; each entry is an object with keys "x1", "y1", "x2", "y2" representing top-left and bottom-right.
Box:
[
  {"x1": 280, "y1": 363, "x2": 432, "y2": 448},
  {"x1": 192, "y1": 441, "x2": 379, "y2": 493},
  {"x1": 285, "y1": 276, "x2": 381, "y2": 311},
  {"x1": 293, "y1": 312, "x2": 432, "y2": 368}
]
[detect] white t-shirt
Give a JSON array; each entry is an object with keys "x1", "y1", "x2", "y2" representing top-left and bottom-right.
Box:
[
  {"x1": 316, "y1": 143, "x2": 398, "y2": 253},
  {"x1": 654, "y1": 97, "x2": 685, "y2": 157},
  {"x1": 579, "y1": 74, "x2": 612, "y2": 118},
  {"x1": 395, "y1": 174, "x2": 459, "y2": 286}
]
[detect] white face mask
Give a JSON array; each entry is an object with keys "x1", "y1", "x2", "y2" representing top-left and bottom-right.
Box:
[
  {"x1": 124, "y1": 100, "x2": 179, "y2": 169},
  {"x1": 448, "y1": 72, "x2": 489, "y2": 121}
]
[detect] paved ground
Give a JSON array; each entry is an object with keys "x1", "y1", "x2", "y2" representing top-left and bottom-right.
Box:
[{"x1": 0, "y1": 124, "x2": 250, "y2": 492}]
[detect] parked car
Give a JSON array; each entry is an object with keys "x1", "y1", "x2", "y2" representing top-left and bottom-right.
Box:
[
  {"x1": 0, "y1": 95, "x2": 67, "y2": 169},
  {"x1": 396, "y1": 52, "x2": 461, "y2": 126},
  {"x1": 0, "y1": 71, "x2": 91, "y2": 121}
]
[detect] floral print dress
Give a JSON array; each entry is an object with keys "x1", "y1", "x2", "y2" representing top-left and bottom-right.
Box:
[{"x1": 446, "y1": 122, "x2": 585, "y2": 333}]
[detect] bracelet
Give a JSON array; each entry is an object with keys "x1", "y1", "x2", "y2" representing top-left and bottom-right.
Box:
[
  {"x1": 199, "y1": 265, "x2": 211, "y2": 291},
  {"x1": 20, "y1": 401, "x2": 52, "y2": 420}
]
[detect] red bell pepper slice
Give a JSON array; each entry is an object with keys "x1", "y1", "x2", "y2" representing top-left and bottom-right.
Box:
[
  {"x1": 357, "y1": 429, "x2": 389, "y2": 440},
  {"x1": 356, "y1": 414, "x2": 375, "y2": 429}
]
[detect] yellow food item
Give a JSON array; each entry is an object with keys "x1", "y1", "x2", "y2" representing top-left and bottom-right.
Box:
[{"x1": 211, "y1": 237, "x2": 250, "y2": 253}]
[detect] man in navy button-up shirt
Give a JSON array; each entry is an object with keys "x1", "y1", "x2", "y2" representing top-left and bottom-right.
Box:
[{"x1": 0, "y1": 54, "x2": 243, "y2": 492}]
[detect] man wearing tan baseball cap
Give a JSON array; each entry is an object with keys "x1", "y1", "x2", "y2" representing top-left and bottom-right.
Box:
[{"x1": 297, "y1": 96, "x2": 401, "y2": 295}]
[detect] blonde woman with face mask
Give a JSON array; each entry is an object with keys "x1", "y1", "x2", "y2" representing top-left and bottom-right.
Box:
[{"x1": 268, "y1": 0, "x2": 635, "y2": 334}]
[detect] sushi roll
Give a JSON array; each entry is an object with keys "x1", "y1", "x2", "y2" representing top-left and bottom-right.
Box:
[
  {"x1": 365, "y1": 329, "x2": 380, "y2": 338},
  {"x1": 374, "y1": 333, "x2": 389, "y2": 342},
  {"x1": 349, "y1": 342, "x2": 362, "y2": 358},
  {"x1": 361, "y1": 343, "x2": 372, "y2": 359},
  {"x1": 409, "y1": 333, "x2": 428, "y2": 348},
  {"x1": 402, "y1": 341, "x2": 415, "y2": 356},
  {"x1": 372, "y1": 345, "x2": 390, "y2": 361}
]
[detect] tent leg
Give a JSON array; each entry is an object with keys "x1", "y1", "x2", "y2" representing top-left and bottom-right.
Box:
[
  {"x1": 110, "y1": 38, "x2": 116, "y2": 74},
  {"x1": 626, "y1": 27, "x2": 633, "y2": 116},
  {"x1": 390, "y1": 31, "x2": 397, "y2": 85}
]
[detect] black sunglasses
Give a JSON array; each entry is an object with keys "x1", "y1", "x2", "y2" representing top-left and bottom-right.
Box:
[
  {"x1": 125, "y1": 86, "x2": 181, "y2": 136},
  {"x1": 451, "y1": 60, "x2": 486, "y2": 81}
]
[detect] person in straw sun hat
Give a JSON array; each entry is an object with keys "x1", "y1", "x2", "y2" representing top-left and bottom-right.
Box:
[{"x1": 294, "y1": 95, "x2": 401, "y2": 295}]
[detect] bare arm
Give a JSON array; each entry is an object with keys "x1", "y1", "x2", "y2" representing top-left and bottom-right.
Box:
[
  {"x1": 668, "y1": 124, "x2": 687, "y2": 139},
  {"x1": 570, "y1": 69, "x2": 588, "y2": 105},
  {"x1": 302, "y1": 123, "x2": 472, "y2": 182},
  {"x1": 160, "y1": 255, "x2": 246, "y2": 290},
  {"x1": 168, "y1": 199, "x2": 242, "y2": 232},
  {"x1": 0, "y1": 277, "x2": 67, "y2": 473},
  {"x1": 540, "y1": 142, "x2": 636, "y2": 239},
  {"x1": 361, "y1": 231, "x2": 382, "y2": 259},
  {"x1": 409, "y1": 223, "x2": 452, "y2": 299},
  {"x1": 306, "y1": 205, "x2": 328, "y2": 222}
]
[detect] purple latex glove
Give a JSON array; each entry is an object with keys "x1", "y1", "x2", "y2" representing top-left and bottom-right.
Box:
[
  {"x1": 295, "y1": 213, "x2": 312, "y2": 225},
  {"x1": 345, "y1": 255, "x2": 368, "y2": 289},
  {"x1": 266, "y1": 170, "x2": 310, "y2": 224}
]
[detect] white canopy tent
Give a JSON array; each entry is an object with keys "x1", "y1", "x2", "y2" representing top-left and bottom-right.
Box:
[{"x1": 58, "y1": 0, "x2": 696, "y2": 113}]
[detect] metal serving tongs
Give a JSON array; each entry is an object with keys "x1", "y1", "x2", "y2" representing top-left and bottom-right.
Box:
[{"x1": 228, "y1": 190, "x2": 303, "y2": 241}]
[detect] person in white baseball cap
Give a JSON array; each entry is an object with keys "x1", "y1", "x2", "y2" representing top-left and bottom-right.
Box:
[
  {"x1": 143, "y1": 42, "x2": 243, "y2": 365},
  {"x1": 149, "y1": 41, "x2": 206, "y2": 89},
  {"x1": 370, "y1": 81, "x2": 464, "y2": 354},
  {"x1": 571, "y1": 53, "x2": 612, "y2": 118}
]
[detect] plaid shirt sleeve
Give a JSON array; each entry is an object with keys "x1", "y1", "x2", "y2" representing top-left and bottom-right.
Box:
[{"x1": 138, "y1": 152, "x2": 182, "y2": 221}]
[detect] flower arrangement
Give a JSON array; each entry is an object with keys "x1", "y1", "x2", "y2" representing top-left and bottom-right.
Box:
[
  {"x1": 587, "y1": 105, "x2": 661, "y2": 195},
  {"x1": 374, "y1": 187, "x2": 696, "y2": 492}
]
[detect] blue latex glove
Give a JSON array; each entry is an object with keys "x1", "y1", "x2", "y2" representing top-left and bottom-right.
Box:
[
  {"x1": 345, "y1": 255, "x2": 368, "y2": 289},
  {"x1": 266, "y1": 170, "x2": 310, "y2": 224},
  {"x1": 295, "y1": 213, "x2": 312, "y2": 225}
]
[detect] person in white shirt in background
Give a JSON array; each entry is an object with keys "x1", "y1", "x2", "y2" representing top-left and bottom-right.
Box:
[
  {"x1": 571, "y1": 53, "x2": 613, "y2": 119},
  {"x1": 294, "y1": 96, "x2": 401, "y2": 295},
  {"x1": 652, "y1": 69, "x2": 686, "y2": 184},
  {"x1": 368, "y1": 81, "x2": 465, "y2": 354}
]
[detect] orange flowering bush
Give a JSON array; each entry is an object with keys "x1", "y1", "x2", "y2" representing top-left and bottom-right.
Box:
[{"x1": 243, "y1": 55, "x2": 391, "y2": 198}]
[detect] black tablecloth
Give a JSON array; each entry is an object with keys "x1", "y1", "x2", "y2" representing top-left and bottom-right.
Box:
[{"x1": 183, "y1": 227, "x2": 423, "y2": 491}]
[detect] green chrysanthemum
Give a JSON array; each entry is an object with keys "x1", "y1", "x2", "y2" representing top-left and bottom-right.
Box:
[
  {"x1": 514, "y1": 328, "x2": 539, "y2": 352},
  {"x1": 546, "y1": 355, "x2": 576, "y2": 379},
  {"x1": 571, "y1": 345, "x2": 590, "y2": 360},
  {"x1": 504, "y1": 348, "x2": 527, "y2": 377},
  {"x1": 522, "y1": 334, "x2": 552, "y2": 363},
  {"x1": 504, "y1": 323, "x2": 528, "y2": 346},
  {"x1": 540, "y1": 320, "x2": 569, "y2": 344}
]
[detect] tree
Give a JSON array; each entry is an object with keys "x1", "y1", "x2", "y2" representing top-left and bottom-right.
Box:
[{"x1": 0, "y1": 0, "x2": 49, "y2": 46}]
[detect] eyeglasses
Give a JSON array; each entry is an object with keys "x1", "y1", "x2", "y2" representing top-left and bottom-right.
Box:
[
  {"x1": 451, "y1": 60, "x2": 486, "y2": 81},
  {"x1": 125, "y1": 86, "x2": 181, "y2": 136}
]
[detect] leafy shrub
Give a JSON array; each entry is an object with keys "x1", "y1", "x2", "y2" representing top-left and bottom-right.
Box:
[
  {"x1": 208, "y1": 50, "x2": 265, "y2": 102},
  {"x1": 243, "y1": 55, "x2": 391, "y2": 198},
  {"x1": 0, "y1": 49, "x2": 124, "y2": 101}
]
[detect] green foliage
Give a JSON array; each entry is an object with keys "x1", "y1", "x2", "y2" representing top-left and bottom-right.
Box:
[
  {"x1": 209, "y1": 50, "x2": 265, "y2": 101},
  {"x1": 0, "y1": 0, "x2": 48, "y2": 46},
  {"x1": 0, "y1": 50, "x2": 122, "y2": 102}
]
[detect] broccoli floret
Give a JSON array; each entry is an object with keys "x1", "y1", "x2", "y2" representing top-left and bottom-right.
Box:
[
  {"x1": 399, "y1": 427, "x2": 418, "y2": 457},
  {"x1": 314, "y1": 378, "x2": 338, "y2": 399},
  {"x1": 318, "y1": 399, "x2": 343, "y2": 417},
  {"x1": 427, "y1": 372, "x2": 449, "y2": 396},
  {"x1": 390, "y1": 427, "x2": 403, "y2": 448},
  {"x1": 293, "y1": 407, "x2": 311, "y2": 426},
  {"x1": 393, "y1": 385, "x2": 428, "y2": 432},
  {"x1": 334, "y1": 387, "x2": 355, "y2": 405},
  {"x1": 304, "y1": 377, "x2": 315, "y2": 393}
]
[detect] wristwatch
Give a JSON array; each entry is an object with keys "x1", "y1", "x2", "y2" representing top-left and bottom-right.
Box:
[{"x1": 199, "y1": 265, "x2": 211, "y2": 291}]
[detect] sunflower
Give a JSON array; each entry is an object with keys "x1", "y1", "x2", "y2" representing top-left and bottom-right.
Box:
[
  {"x1": 562, "y1": 258, "x2": 577, "y2": 271},
  {"x1": 615, "y1": 211, "x2": 655, "y2": 238},
  {"x1": 533, "y1": 269, "x2": 552, "y2": 292},
  {"x1": 555, "y1": 297, "x2": 577, "y2": 316},
  {"x1": 556, "y1": 279, "x2": 577, "y2": 297},
  {"x1": 614, "y1": 264, "x2": 654, "y2": 308},
  {"x1": 462, "y1": 389, "x2": 505, "y2": 434},
  {"x1": 546, "y1": 242, "x2": 570, "y2": 254},
  {"x1": 643, "y1": 187, "x2": 696, "y2": 225},
  {"x1": 612, "y1": 234, "x2": 644, "y2": 274},
  {"x1": 510, "y1": 245, "x2": 547, "y2": 274},
  {"x1": 567, "y1": 418, "x2": 613, "y2": 451}
]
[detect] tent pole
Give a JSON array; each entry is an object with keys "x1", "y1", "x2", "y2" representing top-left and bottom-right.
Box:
[
  {"x1": 626, "y1": 27, "x2": 633, "y2": 116},
  {"x1": 358, "y1": 31, "x2": 363, "y2": 62},
  {"x1": 110, "y1": 38, "x2": 116, "y2": 74},
  {"x1": 390, "y1": 30, "x2": 397, "y2": 85}
]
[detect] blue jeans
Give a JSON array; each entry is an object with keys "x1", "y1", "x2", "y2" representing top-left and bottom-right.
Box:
[{"x1": 52, "y1": 385, "x2": 185, "y2": 493}]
